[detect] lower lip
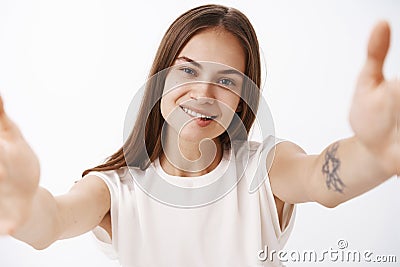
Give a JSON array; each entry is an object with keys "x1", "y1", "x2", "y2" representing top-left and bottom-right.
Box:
[
  {"x1": 181, "y1": 107, "x2": 214, "y2": 127},
  {"x1": 195, "y1": 118, "x2": 213, "y2": 127}
]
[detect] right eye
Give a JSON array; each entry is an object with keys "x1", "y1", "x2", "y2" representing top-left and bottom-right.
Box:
[{"x1": 180, "y1": 67, "x2": 196, "y2": 76}]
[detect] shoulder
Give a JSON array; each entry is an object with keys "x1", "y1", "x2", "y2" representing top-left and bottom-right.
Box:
[
  {"x1": 267, "y1": 138, "x2": 318, "y2": 205},
  {"x1": 235, "y1": 135, "x2": 294, "y2": 160},
  {"x1": 266, "y1": 140, "x2": 307, "y2": 169},
  {"x1": 84, "y1": 166, "x2": 135, "y2": 191}
]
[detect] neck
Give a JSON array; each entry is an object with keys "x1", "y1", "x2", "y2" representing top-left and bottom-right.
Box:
[{"x1": 160, "y1": 127, "x2": 223, "y2": 177}]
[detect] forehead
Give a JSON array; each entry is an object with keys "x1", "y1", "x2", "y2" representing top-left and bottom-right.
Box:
[{"x1": 176, "y1": 28, "x2": 246, "y2": 73}]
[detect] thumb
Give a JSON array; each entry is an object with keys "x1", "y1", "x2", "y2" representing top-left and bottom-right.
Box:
[
  {"x1": 0, "y1": 94, "x2": 19, "y2": 134},
  {"x1": 358, "y1": 21, "x2": 391, "y2": 88},
  {"x1": 0, "y1": 94, "x2": 8, "y2": 122}
]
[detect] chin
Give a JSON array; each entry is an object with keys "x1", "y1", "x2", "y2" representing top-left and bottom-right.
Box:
[{"x1": 178, "y1": 126, "x2": 222, "y2": 144}]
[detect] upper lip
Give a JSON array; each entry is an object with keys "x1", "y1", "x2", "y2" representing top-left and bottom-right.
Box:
[{"x1": 179, "y1": 105, "x2": 218, "y2": 118}]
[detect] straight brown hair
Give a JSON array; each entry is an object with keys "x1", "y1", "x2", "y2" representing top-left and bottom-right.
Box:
[{"x1": 82, "y1": 4, "x2": 261, "y2": 177}]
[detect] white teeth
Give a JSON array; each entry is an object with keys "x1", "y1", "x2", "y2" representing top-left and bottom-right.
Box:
[{"x1": 181, "y1": 106, "x2": 214, "y2": 119}]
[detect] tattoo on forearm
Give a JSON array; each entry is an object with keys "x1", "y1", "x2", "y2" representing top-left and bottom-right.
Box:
[{"x1": 322, "y1": 142, "x2": 345, "y2": 193}]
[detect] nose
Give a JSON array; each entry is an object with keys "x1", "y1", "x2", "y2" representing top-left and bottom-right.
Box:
[
  {"x1": 189, "y1": 82, "x2": 215, "y2": 104},
  {"x1": 196, "y1": 96, "x2": 215, "y2": 105}
]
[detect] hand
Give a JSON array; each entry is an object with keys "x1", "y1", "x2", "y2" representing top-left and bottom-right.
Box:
[
  {"x1": 0, "y1": 95, "x2": 41, "y2": 235},
  {"x1": 349, "y1": 21, "x2": 400, "y2": 176}
]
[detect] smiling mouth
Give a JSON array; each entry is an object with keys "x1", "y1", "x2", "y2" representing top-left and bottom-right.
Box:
[{"x1": 180, "y1": 106, "x2": 218, "y2": 121}]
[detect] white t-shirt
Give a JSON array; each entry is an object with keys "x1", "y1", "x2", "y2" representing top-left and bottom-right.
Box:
[{"x1": 87, "y1": 135, "x2": 296, "y2": 267}]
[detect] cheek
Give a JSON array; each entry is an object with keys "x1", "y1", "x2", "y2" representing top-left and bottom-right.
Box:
[
  {"x1": 160, "y1": 89, "x2": 184, "y2": 118},
  {"x1": 160, "y1": 97, "x2": 168, "y2": 119},
  {"x1": 214, "y1": 94, "x2": 241, "y2": 130},
  {"x1": 218, "y1": 91, "x2": 241, "y2": 112}
]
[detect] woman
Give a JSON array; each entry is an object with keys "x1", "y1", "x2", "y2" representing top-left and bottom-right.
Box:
[{"x1": 0, "y1": 4, "x2": 398, "y2": 267}]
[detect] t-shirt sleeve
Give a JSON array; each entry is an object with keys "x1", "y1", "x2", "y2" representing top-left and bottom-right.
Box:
[
  {"x1": 258, "y1": 135, "x2": 297, "y2": 247},
  {"x1": 264, "y1": 168, "x2": 296, "y2": 245},
  {"x1": 84, "y1": 170, "x2": 120, "y2": 260}
]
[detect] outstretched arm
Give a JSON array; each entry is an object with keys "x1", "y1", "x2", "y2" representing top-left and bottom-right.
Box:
[
  {"x1": 12, "y1": 176, "x2": 110, "y2": 249},
  {"x1": 268, "y1": 137, "x2": 394, "y2": 208},
  {"x1": 268, "y1": 21, "x2": 399, "y2": 208},
  {"x1": 0, "y1": 96, "x2": 110, "y2": 249}
]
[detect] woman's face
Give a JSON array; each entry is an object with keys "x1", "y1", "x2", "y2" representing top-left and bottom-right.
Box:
[{"x1": 160, "y1": 28, "x2": 246, "y2": 143}]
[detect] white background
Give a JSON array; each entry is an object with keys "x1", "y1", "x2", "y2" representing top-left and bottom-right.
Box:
[{"x1": 0, "y1": 0, "x2": 399, "y2": 266}]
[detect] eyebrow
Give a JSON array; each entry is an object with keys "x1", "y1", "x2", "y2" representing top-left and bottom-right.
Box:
[
  {"x1": 175, "y1": 56, "x2": 244, "y2": 78},
  {"x1": 176, "y1": 56, "x2": 202, "y2": 68}
]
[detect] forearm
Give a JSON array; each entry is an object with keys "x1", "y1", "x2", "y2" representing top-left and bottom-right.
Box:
[
  {"x1": 11, "y1": 187, "x2": 62, "y2": 250},
  {"x1": 310, "y1": 136, "x2": 396, "y2": 208}
]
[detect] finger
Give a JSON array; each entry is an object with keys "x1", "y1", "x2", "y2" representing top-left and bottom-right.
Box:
[{"x1": 358, "y1": 21, "x2": 391, "y2": 88}]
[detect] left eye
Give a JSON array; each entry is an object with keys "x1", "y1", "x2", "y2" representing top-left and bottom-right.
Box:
[{"x1": 219, "y1": 78, "x2": 234, "y2": 86}]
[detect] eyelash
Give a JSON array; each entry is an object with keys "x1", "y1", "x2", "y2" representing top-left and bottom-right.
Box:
[
  {"x1": 218, "y1": 78, "x2": 235, "y2": 86},
  {"x1": 181, "y1": 67, "x2": 197, "y2": 76},
  {"x1": 180, "y1": 67, "x2": 236, "y2": 87}
]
